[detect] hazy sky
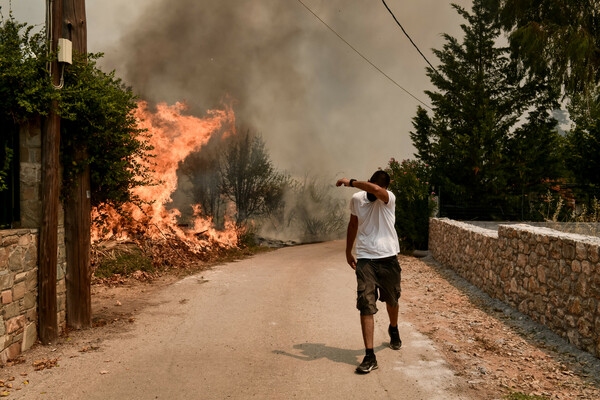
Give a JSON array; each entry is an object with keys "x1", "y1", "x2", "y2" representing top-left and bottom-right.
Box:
[{"x1": 1, "y1": 0, "x2": 474, "y2": 179}]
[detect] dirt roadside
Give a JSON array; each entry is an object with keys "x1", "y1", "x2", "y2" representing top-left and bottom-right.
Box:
[
  {"x1": 0, "y1": 252, "x2": 599, "y2": 399},
  {"x1": 400, "y1": 254, "x2": 600, "y2": 400}
]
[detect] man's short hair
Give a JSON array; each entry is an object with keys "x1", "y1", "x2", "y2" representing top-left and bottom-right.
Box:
[{"x1": 370, "y1": 170, "x2": 391, "y2": 188}]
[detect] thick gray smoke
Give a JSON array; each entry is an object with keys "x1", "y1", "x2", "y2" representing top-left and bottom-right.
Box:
[
  {"x1": 3, "y1": 0, "x2": 473, "y2": 177},
  {"x1": 94, "y1": 0, "x2": 472, "y2": 178},
  {"x1": 107, "y1": 0, "x2": 325, "y2": 174}
]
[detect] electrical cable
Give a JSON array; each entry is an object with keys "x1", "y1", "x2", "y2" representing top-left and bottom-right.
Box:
[
  {"x1": 381, "y1": 0, "x2": 441, "y2": 78},
  {"x1": 294, "y1": 0, "x2": 432, "y2": 110}
]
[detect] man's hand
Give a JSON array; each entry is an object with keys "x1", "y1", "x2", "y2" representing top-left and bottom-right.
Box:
[
  {"x1": 346, "y1": 251, "x2": 357, "y2": 270},
  {"x1": 336, "y1": 178, "x2": 350, "y2": 187}
]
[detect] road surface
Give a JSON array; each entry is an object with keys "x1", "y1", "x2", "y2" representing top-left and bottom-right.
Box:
[{"x1": 14, "y1": 241, "x2": 473, "y2": 399}]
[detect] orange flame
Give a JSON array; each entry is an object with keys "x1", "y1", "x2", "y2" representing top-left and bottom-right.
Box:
[{"x1": 91, "y1": 101, "x2": 238, "y2": 250}]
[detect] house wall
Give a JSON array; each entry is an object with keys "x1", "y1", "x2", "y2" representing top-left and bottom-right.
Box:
[
  {"x1": 0, "y1": 120, "x2": 66, "y2": 363},
  {"x1": 429, "y1": 218, "x2": 600, "y2": 358}
]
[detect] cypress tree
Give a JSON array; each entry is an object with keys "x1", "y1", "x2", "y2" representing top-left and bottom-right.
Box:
[{"x1": 411, "y1": 0, "x2": 563, "y2": 219}]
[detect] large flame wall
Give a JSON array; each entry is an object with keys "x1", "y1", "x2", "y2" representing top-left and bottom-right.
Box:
[{"x1": 91, "y1": 101, "x2": 238, "y2": 251}]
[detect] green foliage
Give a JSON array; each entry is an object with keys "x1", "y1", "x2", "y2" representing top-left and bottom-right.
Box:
[
  {"x1": 0, "y1": 15, "x2": 53, "y2": 193},
  {"x1": 499, "y1": 0, "x2": 600, "y2": 98},
  {"x1": 564, "y1": 121, "x2": 600, "y2": 187},
  {"x1": 386, "y1": 159, "x2": 436, "y2": 251},
  {"x1": 0, "y1": 15, "x2": 153, "y2": 218},
  {"x1": 411, "y1": 0, "x2": 563, "y2": 220},
  {"x1": 499, "y1": 0, "x2": 600, "y2": 181},
  {"x1": 59, "y1": 53, "x2": 154, "y2": 212},
  {"x1": 504, "y1": 109, "x2": 567, "y2": 219},
  {"x1": 220, "y1": 129, "x2": 289, "y2": 224},
  {"x1": 94, "y1": 247, "x2": 154, "y2": 278},
  {"x1": 0, "y1": 144, "x2": 11, "y2": 192},
  {"x1": 0, "y1": 15, "x2": 54, "y2": 122}
]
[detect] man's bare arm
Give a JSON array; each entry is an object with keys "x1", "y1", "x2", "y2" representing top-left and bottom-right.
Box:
[
  {"x1": 336, "y1": 178, "x2": 389, "y2": 203},
  {"x1": 346, "y1": 214, "x2": 358, "y2": 269}
]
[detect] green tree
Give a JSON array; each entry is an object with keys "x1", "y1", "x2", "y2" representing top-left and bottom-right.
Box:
[
  {"x1": 220, "y1": 129, "x2": 288, "y2": 224},
  {"x1": 499, "y1": 0, "x2": 600, "y2": 98},
  {"x1": 505, "y1": 109, "x2": 566, "y2": 218},
  {"x1": 411, "y1": 0, "x2": 562, "y2": 219},
  {"x1": 565, "y1": 122, "x2": 600, "y2": 187},
  {"x1": 0, "y1": 15, "x2": 53, "y2": 191},
  {"x1": 60, "y1": 53, "x2": 154, "y2": 214},
  {"x1": 563, "y1": 85, "x2": 600, "y2": 193},
  {"x1": 0, "y1": 14, "x2": 154, "y2": 222},
  {"x1": 386, "y1": 159, "x2": 436, "y2": 251},
  {"x1": 498, "y1": 0, "x2": 600, "y2": 197},
  {"x1": 409, "y1": 107, "x2": 435, "y2": 166}
]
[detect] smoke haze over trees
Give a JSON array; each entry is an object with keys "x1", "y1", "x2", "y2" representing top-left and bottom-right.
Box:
[{"x1": 83, "y1": 0, "x2": 472, "y2": 178}]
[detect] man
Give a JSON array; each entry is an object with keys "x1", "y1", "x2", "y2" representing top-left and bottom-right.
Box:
[{"x1": 336, "y1": 170, "x2": 402, "y2": 374}]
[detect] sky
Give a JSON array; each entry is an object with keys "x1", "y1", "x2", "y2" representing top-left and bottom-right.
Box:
[{"x1": 1, "y1": 0, "x2": 474, "y2": 179}]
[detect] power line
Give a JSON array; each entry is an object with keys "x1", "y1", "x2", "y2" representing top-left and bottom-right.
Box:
[
  {"x1": 294, "y1": 0, "x2": 432, "y2": 110},
  {"x1": 381, "y1": 0, "x2": 441, "y2": 78}
]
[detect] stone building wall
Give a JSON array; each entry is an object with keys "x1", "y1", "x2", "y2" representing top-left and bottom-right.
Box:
[
  {"x1": 429, "y1": 218, "x2": 600, "y2": 358},
  {"x1": 0, "y1": 120, "x2": 66, "y2": 363}
]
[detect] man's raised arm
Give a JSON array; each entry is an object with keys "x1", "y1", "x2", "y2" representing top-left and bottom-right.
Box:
[{"x1": 336, "y1": 178, "x2": 389, "y2": 203}]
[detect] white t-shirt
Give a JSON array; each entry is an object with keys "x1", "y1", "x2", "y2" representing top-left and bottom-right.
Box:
[{"x1": 349, "y1": 190, "x2": 400, "y2": 259}]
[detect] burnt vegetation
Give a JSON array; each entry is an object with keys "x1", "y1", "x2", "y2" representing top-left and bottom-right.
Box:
[{"x1": 176, "y1": 128, "x2": 346, "y2": 246}]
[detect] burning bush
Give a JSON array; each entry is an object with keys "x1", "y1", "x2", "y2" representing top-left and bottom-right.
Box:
[{"x1": 90, "y1": 100, "x2": 240, "y2": 269}]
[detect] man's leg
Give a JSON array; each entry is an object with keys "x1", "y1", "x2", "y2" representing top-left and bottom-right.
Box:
[
  {"x1": 360, "y1": 314, "x2": 374, "y2": 349},
  {"x1": 355, "y1": 260, "x2": 379, "y2": 373},
  {"x1": 386, "y1": 301, "x2": 402, "y2": 350},
  {"x1": 386, "y1": 302, "x2": 399, "y2": 327},
  {"x1": 356, "y1": 314, "x2": 378, "y2": 373}
]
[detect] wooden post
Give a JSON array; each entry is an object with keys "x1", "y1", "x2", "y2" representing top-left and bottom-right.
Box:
[
  {"x1": 39, "y1": 0, "x2": 63, "y2": 344},
  {"x1": 63, "y1": 0, "x2": 91, "y2": 329}
]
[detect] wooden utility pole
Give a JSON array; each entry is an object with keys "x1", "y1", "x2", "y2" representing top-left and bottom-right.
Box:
[
  {"x1": 39, "y1": 0, "x2": 63, "y2": 344},
  {"x1": 63, "y1": 0, "x2": 91, "y2": 329}
]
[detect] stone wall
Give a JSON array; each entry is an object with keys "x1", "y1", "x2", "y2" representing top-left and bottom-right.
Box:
[
  {"x1": 18, "y1": 118, "x2": 43, "y2": 230},
  {"x1": 0, "y1": 119, "x2": 66, "y2": 363},
  {"x1": 429, "y1": 218, "x2": 600, "y2": 358}
]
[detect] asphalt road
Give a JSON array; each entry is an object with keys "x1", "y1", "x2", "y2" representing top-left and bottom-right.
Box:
[{"x1": 14, "y1": 241, "x2": 473, "y2": 399}]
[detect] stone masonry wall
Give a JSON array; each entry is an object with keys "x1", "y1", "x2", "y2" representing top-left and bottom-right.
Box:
[
  {"x1": 18, "y1": 118, "x2": 43, "y2": 230},
  {"x1": 0, "y1": 119, "x2": 66, "y2": 363},
  {"x1": 429, "y1": 218, "x2": 600, "y2": 358},
  {"x1": 0, "y1": 230, "x2": 67, "y2": 363}
]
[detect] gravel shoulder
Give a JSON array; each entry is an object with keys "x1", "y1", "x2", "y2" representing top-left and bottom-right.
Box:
[{"x1": 400, "y1": 254, "x2": 600, "y2": 400}]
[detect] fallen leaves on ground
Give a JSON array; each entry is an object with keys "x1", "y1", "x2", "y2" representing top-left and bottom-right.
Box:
[
  {"x1": 33, "y1": 358, "x2": 59, "y2": 371},
  {"x1": 79, "y1": 345, "x2": 100, "y2": 353},
  {"x1": 5, "y1": 356, "x2": 25, "y2": 367}
]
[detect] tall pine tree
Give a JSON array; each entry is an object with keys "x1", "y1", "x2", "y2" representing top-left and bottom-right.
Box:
[{"x1": 410, "y1": 0, "x2": 563, "y2": 219}]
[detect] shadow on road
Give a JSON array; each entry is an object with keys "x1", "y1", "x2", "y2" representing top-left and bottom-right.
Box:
[{"x1": 273, "y1": 343, "x2": 387, "y2": 366}]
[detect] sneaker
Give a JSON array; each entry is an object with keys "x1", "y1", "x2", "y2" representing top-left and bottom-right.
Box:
[
  {"x1": 355, "y1": 355, "x2": 378, "y2": 374},
  {"x1": 389, "y1": 325, "x2": 402, "y2": 350}
]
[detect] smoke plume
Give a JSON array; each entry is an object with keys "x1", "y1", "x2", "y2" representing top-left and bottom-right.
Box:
[{"x1": 96, "y1": 0, "x2": 472, "y2": 178}]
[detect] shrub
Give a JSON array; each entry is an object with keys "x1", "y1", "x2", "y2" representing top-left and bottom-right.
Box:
[
  {"x1": 94, "y1": 247, "x2": 154, "y2": 278},
  {"x1": 386, "y1": 158, "x2": 436, "y2": 252}
]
